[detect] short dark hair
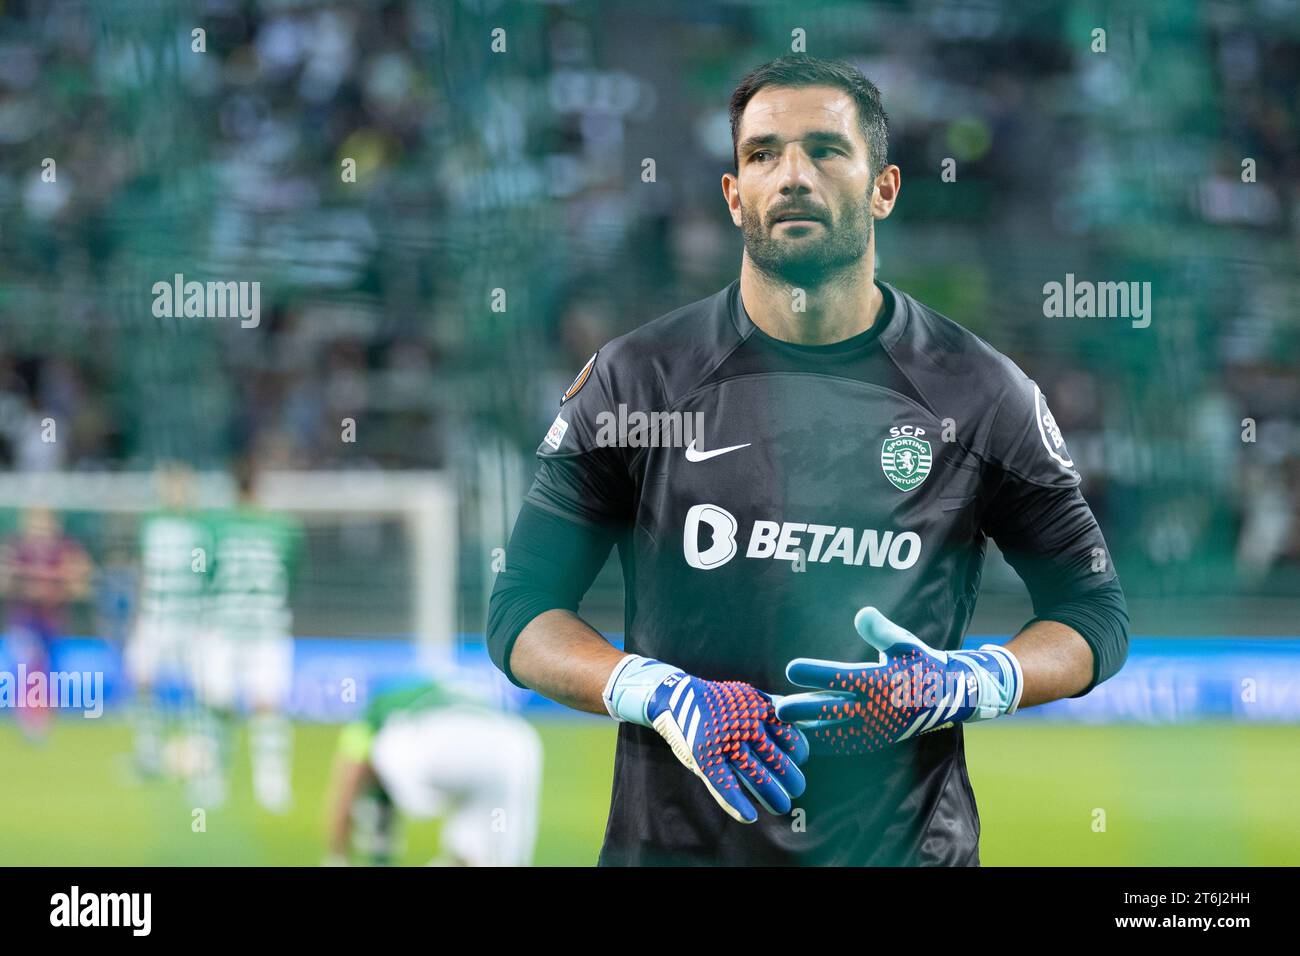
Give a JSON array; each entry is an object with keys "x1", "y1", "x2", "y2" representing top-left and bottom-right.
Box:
[{"x1": 728, "y1": 54, "x2": 889, "y2": 179}]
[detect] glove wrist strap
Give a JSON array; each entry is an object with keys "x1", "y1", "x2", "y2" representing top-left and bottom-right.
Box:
[
  {"x1": 950, "y1": 645, "x2": 1024, "y2": 721},
  {"x1": 602, "y1": 654, "x2": 679, "y2": 726},
  {"x1": 971, "y1": 644, "x2": 1025, "y2": 719}
]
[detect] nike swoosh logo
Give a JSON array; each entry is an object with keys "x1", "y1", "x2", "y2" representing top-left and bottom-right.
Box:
[{"x1": 684, "y1": 440, "x2": 752, "y2": 463}]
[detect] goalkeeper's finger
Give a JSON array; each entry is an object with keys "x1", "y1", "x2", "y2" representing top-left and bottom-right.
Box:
[
  {"x1": 853, "y1": 606, "x2": 929, "y2": 655},
  {"x1": 731, "y1": 741, "x2": 800, "y2": 814},
  {"x1": 784, "y1": 656, "x2": 881, "y2": 688},
  {"x1": 766, "y1": 717, "x2": 810, "y2": 765},
  {"x1": 696, "y1": 759, "x2": 760, "y2": 824},
  {"x1": 774, "y1": 689, "x2": 858, "y2": 721},
  {"x1": 791, "y1": 717, "x2": 855, "y2": 733},
  {"x1": 750, "y1": 728, "x2": 807, "y2": 799}
]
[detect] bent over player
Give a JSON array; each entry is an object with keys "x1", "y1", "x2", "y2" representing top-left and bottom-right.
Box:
[
  {"x1": 325, "y1": 679, "x2": 542, "y2": 867},
  {"x1": 488, "y1": 55, "x2": 1129, "y2": 865}
]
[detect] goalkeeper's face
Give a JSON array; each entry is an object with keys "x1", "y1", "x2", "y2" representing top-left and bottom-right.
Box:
[{"x1": 725, "y1": 85, "x2": 887, "y2": 286}]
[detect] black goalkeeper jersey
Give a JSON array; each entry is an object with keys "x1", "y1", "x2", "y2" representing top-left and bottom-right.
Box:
[{"x1": 508, "y1": 278, "x2": 1123, "y2": 866}]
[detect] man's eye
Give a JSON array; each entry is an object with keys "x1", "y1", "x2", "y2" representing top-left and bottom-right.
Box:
[
  {"x1": 751, "y1": 150, "x2": 773, "y2": 162},
  {"x1": 813, "y1": 147, "x2": 842, "y2": 159}
]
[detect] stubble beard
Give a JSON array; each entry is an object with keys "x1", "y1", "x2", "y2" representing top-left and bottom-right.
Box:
[{"x1": 740, "y1": 193, "x2": 873, "y2": 289}]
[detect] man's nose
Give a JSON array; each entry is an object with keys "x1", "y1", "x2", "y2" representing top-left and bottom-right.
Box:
[{"x1": 777, "y1": 146, "x2": 815, "y2": 194}]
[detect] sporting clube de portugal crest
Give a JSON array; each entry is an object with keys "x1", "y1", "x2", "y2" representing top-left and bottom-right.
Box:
[{"x1": 880, "y1": 426, "x2": 933, "y2": 492}]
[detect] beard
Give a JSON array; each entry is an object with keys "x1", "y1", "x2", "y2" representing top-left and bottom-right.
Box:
[{"x1": 740, "y1": 193, "x2": 873, "y2": 287}]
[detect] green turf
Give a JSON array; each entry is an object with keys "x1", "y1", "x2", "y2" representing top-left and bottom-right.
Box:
[{"x1": 0, "y1": 718, "x2": 1295, "y2": 865}]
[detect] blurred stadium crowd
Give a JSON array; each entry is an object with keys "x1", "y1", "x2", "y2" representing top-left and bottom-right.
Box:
[{"x1": 0, "y1": 0, "x2": 1297, "y2": 609}]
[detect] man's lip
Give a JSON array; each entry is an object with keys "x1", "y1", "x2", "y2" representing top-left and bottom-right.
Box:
[{"x1": 774, "y1": 214, "x2": 822, "y2": 224}]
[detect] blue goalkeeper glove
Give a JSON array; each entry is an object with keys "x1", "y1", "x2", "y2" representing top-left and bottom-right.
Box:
[
  {"x1": 773, "y1": 607, "x2": 1023, "y2": 755},
  {"x1": 603, "y1": 655, "x2": 809, "y2": 823}
]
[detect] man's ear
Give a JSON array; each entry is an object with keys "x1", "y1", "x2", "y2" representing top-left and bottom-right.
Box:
[
  {"x1": 721, "y1": 172, "x2": 743, "y2": 227},
  {"x1": 871, "y1": 164, "x2": 901, "y2": 220}
]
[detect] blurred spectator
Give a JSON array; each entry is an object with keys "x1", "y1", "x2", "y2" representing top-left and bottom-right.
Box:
[{"x1": 0, "y1": 0, "x2": 1296, "y2": 594}]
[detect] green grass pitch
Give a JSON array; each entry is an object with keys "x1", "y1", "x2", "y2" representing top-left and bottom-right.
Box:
[{"x1": 1, "y1": 718, "x2": 1296, "y2": 865}]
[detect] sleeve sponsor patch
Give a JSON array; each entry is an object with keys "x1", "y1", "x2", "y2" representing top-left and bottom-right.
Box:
[
  {"x1": 562, "y1": 351, "x2": 598, "y2": 404},
  {"x1": 544, "y1": 414, "x2": 569, "y2": 451},
  {"x1": 1033, "y1": 384, "x2": 1073, "y2": 469}
]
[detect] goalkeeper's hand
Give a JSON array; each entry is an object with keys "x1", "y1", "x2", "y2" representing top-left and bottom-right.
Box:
[
  {"x1": 603, "y1": 655, "x2": 809, "y2": 823},
  {"x1": 774, "y1": 607, "x2": 1023, "y2": 756}
]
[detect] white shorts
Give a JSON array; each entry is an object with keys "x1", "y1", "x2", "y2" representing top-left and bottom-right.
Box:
[
  {"x1": 192, "y1": 630, "x2": 294, "y2": 711},
  {"x1": 369, "y1": 708, "x2": 542, "y2": 867},
  {"x1": 125, "y1": 615, "x2": 198, "y2": 687}
]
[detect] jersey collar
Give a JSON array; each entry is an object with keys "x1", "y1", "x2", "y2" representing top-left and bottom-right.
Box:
[{"x1": 727, "y1": 276, "x2": 911, "y2": 352}]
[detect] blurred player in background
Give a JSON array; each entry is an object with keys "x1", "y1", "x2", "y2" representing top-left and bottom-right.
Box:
[
  {"x1": 124, "y1": 463, "x2": 207, "y2": 776},
  {"x1": 0, "y1": 507, "x2": 92, "y2": 742},
  {"x1": 93, "y1": 515, "x2": 138, "y2": 654},
  {"x1": 325, "y1": 679, "x2": 542, "y2": 867},
  {"x1": 192, "y1": 458, "x2": 303, "y2": 812}
]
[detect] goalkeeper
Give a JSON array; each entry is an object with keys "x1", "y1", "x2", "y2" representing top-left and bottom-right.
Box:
[{"x1": 487, "y1": 54, "x2": 1128, "y2": 866}]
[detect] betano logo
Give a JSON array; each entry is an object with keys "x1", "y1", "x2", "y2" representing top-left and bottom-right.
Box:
[{"x1": 683, "y1": 503, "x2": 922, "y2": 571}]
